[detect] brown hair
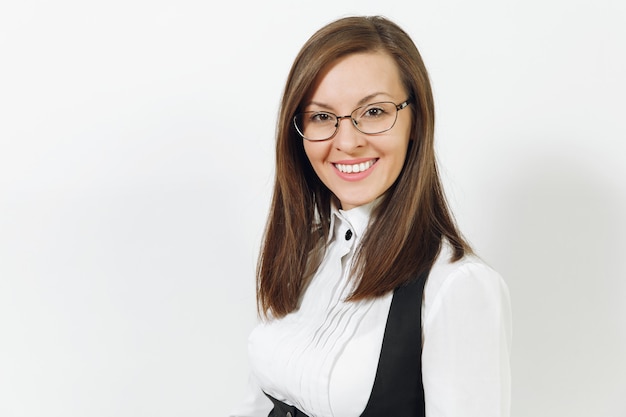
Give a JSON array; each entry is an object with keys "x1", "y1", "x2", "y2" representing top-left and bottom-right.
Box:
[{"x1": 257, "y1": 15, "x2": 471, "y2": 318}]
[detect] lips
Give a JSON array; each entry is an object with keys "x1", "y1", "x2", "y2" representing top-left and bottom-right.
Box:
[{"x1": 333, "y1": 158, "x2": 377, "y2": 174}]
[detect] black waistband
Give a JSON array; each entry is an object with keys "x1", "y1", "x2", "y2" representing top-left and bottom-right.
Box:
[{"x1": 265, "y1": 393, "x2": 309, "y2": 417}]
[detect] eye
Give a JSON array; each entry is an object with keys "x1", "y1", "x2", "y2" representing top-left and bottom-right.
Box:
[
  {"x1": 309, "y1": 112, "x2": 334, "y2": 123},
  {"x1": 361, "y1": 105, "x2": 386, "y2": 118}
]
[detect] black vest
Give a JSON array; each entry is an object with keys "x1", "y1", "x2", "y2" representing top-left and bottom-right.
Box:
[{"x1": 266, "y1": 272, "x2": 428, "y2": 417}]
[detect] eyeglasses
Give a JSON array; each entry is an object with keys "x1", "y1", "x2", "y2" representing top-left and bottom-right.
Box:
[{"x1": 293, "y1": 99, "x2": 411, "y2": 141}]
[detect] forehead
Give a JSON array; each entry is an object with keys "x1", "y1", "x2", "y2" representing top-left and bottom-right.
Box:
[{"x1": 305, "y1": 51, "x2": 406, "y2": 108}]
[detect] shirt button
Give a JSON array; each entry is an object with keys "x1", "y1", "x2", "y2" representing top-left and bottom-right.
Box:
[{"x1": 345, "y1": 229, "x2": 353, "y2": 241}]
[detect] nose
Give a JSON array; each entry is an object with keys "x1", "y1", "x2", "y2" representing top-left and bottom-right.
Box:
[{"x1": 332, "y1": 116, "x2": 364, "y2": 152}]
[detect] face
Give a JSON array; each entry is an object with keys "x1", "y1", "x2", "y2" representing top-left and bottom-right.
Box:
[{"x1": 301, "y1": 51, "x2": 412, "y2": 211}]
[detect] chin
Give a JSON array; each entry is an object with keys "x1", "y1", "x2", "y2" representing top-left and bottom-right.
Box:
[{"x1": 339, "y1": 197, "x2": 375, "y2": 210}]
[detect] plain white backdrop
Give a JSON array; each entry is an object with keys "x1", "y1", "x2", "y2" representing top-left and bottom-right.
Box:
[{"x1": 1, "y1": 1, "x2": 625, "y2": 416}]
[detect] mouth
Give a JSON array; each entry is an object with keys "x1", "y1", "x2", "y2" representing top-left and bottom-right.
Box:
[{"x1": 333, "y1": 159, "x2": 378, "y2": 174}]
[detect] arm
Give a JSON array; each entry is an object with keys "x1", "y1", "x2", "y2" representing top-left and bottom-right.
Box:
[{"x1": 422, "y1": 261, "x2": 512, "y2": 417}]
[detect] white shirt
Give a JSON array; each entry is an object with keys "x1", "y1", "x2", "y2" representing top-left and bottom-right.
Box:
[{"x1": 230, "y1": 201, "x2": 512, "y2": 417}]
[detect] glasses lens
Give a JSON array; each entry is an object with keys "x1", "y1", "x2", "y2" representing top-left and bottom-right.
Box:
[
  {"x1": 294, "y1": 111, "x2": 337, "y2": 141},
  {"x1": 352, "y1": 102, "x2": 398, "y2": 134}
]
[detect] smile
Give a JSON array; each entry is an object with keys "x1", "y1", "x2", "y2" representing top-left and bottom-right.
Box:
[{"x1": 334, "y1": 159, "x2": 377, "y2": 174}]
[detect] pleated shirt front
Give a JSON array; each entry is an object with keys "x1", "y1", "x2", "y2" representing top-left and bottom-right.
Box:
[{"x1": 248, "y1": 202, "x2": 390, "y2": 417}]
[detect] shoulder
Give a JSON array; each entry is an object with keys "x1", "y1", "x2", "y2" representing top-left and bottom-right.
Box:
[
  {"x1": 421, "y1": 243, "x2": 512, "y2": 416},
  {"x1": 423, "y1": 242, "x2": 511, "y2": 328}
]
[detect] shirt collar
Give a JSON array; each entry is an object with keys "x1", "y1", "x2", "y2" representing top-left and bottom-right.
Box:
[{"x1": 328, "y1": 198, "x2": 381, "y2": 243}]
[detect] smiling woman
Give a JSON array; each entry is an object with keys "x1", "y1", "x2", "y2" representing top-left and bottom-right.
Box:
[{"x1": 229, "y1": 15, "x2": 511, "y2": 417}]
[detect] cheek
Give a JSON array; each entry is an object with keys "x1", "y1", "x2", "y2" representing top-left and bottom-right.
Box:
[
  {"x1": 303, "y1": 142, "x2": 325, "y2": 167},
  {"x1": 384, "y1": 137, "x2": 411, "y2": 178}
]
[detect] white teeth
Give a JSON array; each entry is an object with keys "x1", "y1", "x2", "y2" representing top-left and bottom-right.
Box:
[{"x1": 335, "y1": 159, "x2": 375, "y2": 173}]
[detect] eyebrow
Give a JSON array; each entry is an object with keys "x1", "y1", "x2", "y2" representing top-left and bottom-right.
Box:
[{"x1": 306, "y1": 92, "x2": 393, "y2": 111}]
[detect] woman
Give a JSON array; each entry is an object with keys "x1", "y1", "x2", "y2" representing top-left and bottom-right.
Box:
[{"x1": 230, "y1": 15, "x2": 511, "y2": 417}]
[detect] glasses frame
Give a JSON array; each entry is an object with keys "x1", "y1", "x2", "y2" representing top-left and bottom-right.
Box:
[{"x1": 293, "y1": 99, "x2": 411, "y2": 141}]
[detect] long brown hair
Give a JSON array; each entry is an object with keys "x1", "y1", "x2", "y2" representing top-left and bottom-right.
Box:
[{"x1": 257, "y1": 16, "x2": 471, "y2": 318}]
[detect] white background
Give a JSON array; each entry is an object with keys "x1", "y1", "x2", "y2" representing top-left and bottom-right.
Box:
[{"x1": 1, "y1": 1, "x2": 625, "y2": 416}]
